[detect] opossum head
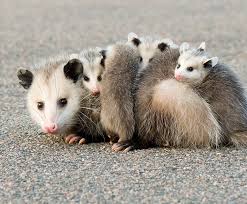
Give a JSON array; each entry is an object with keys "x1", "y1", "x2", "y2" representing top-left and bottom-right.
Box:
[
  {"x1": 79, "y1": 48, "x2": 105, "y2": 96},
  {"x1": 127, "y1": 32, "x2": 178, "y2": 69},
  {"x1": 175, "y1": 42, "x2": 218, "y2": 84},
  {"x1": 17, "y1": 58, "x2": 84, "y2": 135}
]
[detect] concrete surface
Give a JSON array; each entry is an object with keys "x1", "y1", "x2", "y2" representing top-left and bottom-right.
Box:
[{"x1": 0, "y1": 0, "x2": 247, "y2": 203}]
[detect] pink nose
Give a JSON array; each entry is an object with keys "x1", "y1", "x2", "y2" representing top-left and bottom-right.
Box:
[
  {"x1": 43, "y1": 123, "x2": 58, "y2": 134},
  {"x1": 175, "y1": 74, "x2": 183, "y2": 81},
  {"x1": 92, "y1": 89, "x2": 100, "y2": 96}
]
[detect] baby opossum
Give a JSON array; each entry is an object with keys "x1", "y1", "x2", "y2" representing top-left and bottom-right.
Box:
[
  {"x1": 17, "y1": 54, "x2": 106, "y2": 144},
  {"x1": 77, "y1": 48, "x2": 105, "y2": 96},
  {"x1": 100, "y1": 43, "x2": 140, "y2": 151},
  {"x1": 175, "y1": 42, "x2": 247, "y2": 146},
  {"x1": 127, "y1": 32, "x2": 178, "y2": 72},
  {"x1": 134, "y1": 43, "x2": 221, "y2": 148},
  {"x1": 174, "y1": 42, "x2": 218, "y2": 84}
]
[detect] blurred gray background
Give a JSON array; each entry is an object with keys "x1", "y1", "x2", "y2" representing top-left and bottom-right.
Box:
[{"x1": 0, "y1": 0, "x2": 247, "y2": 203}]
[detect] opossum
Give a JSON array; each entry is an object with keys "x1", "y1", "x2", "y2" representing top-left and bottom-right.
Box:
[
  {"x1": 176, "y1": 42, "x2": 247, "y2": 146},
  {"x1": 77, "y1": 48, "x2": 105, "y2": 96},
  {"x1": 100, "y1": 43, "x2": 140, "y2": 151},
  {"x1": 134, "y1": 43, "x2": 221, "y2": 148},
  {"x1": 127, "y1": 32, "x2": 178, "y2": 72},
  {"x1": 17, "y1": 54, "x2": 106, "y2": 144}
]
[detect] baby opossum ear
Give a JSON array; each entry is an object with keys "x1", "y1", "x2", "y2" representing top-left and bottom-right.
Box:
[
  {"x1": 203, "y1": 57, "x2": 218, "y2": 68},
  {"x1": 157, "y1": 42, "x2": 169, "y2": 52},
  {"x1": 179, "y1": 42, "x2": 190, "y2": 54},
  {"x1": 17, "y1": 68, "x2": 33, "y2": 89},
  {"x1": 128, "y1": 32, "x2": 141, "y2": 47},
  {"x1": 198, "y1": 42, "x2": 206, "y2": 51},
  {"x1": 99, "y1": 50, "x2": 107, "y2": 67},
  {"x1": 64, "y1": 59, "x2": 83, "y2": 83}
]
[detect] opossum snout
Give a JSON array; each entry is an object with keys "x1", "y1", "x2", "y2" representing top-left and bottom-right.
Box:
[
  {"x1": 92, "y1": 88, "x2": 100, "y2": 96},
  {"x1": 43, "y1": 123, "x2": 58, "y2": 134},
  {"x1": 175, "y1": 74, "x2": 183, "y2": 81}
]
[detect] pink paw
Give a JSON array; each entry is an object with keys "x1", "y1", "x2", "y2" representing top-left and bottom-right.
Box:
[
  {"x1": 112, "y1": 141, "x2": 133, "y2": 152},
  {"x1": 64, "y1": 134, "x2": 87, "y2": 145}
]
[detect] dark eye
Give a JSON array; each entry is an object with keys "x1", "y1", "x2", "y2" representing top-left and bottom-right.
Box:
[
  {"x1": 58, "y1": 98, "x2": 67, "y2": 108},
  {"x1": 83, "y1": 76, "x2": 89, "y2": 82},
  {"x1": 37, "y1": 102, "x2": 44, "y2": 110},
  {"x1": 139, "y1": 57, "x2": 143, "y2": 62},
  {"x1": 97, "y1": 75, "x2": 102, "y2": 81},
  {"x1": 176, "y1": 64, "x2": 181, "y2": 69},
  {"x1": 187, "y1": 67, "x2": 194, "y2": 72},
  {"x1": 149, "y1": 58, "x2": 154, "y2": 62}
]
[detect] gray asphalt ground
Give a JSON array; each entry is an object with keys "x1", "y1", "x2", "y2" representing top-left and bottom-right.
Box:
[{"x1": 0, "y1": 0, "x2": 247, "y2": 203}]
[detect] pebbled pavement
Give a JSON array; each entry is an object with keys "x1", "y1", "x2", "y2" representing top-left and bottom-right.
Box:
[{"x1": 0, "y1": 0, "x2": 247, "y2": 203}]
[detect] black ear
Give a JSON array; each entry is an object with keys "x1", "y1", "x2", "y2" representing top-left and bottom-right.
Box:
[
  {"x1": 158, "y1": 42, "x2": 169, "y2": 52},
  {"x1": 99, "y1": 50, "x2": 107, "y2": 67},
  {"x1": 203, "y1": 60, "x2": 212, "y2": 68},
  {"x1": 203, "y1": 57, "x2": 218, "y2": 69},
  {"x1": 17, "y1": 69, "x2": 33, "y2": 89},
  {"x1": 132, "y1": 38, "x2": 141, "y2": 47},
  {"x1": 64, "y1": 59, "x2": 83, "y2": 83}
]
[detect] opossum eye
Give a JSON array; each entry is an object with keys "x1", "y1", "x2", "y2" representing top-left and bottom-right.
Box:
[
  {"x1": 176, "y1": 64, "x2": 180, "y2": 69},
  {"x1": 58, "y1": 98, "x2": 67, "y2": 108},
  {"x1": 97, "y1": 75, "x2": 102, "y2": 81},
  {"x1": 149, "y1": 58, "x2": 154, "y2": 62},
  {"x1": 187, "y1": 67, "x2": 194, "y2": 72},
  {"x1": 139, "y1": 57, "x2": 143, "y2": 63},
  {"x1": 83, "y1": 76, "x2": 90, "y2": 82},
  {"x1": 37, "y1": 102, "x2": 44, "y2": 110}
]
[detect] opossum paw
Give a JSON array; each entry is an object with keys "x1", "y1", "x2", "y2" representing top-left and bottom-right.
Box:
[
  {"x1": 64, "y1": 134, "x2": 87, "y2": 145},
  {"x1": 112, "y1": 141, "x2": 134, "y2": 152}
]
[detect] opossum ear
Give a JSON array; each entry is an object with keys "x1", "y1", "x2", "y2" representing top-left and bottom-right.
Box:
[
  {"x1": 99, "y1": 50, "x2": 106, "y2": 67},
  {"x1": 157, "y1": 42, "x2": 169, "y2": 52},
  {"x1": 17, "y1": 68, "x2": 33, "y2": 89},
  {"x1": 198, "y1": 42, "x2": 206, "y2": 52},
  {"x1": 128, "y1": 32, "x2": 141, "y2": 47},
  {"x1": 161, "y1": 38, "x2": 179, "y2": 49},
  {"x1": 179, "y1": 42, "x2": 190, "y2": 54},
  {"x1": 64, "y1": 59, "x2": 83, "y2": 83},
  {"x1": 203, "y1": 57, "x2": 218, "y2": 69}
]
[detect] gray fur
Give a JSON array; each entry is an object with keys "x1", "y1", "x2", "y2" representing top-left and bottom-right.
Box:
[
  {"x1": 100, "y1": 43, "x2": 140, "y2": 151},
  {"x1": 134, "y1": 47, "x2": 180, "y2": 148},
  {"x1": 73, "y1": 88, "x2": 106, "y2": 143},
  {"x1": 134, "y1": 47, "x2": 221, "y2": 148},
  {"x1": 194, "y1": 61, "x2": 247, "y2": 146}
]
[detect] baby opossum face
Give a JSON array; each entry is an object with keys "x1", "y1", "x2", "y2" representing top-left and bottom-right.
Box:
[
  {"x1": 175, "y1": 42, "x2": 218, "y2": 84},
  {"x1": 81, "y1": 57, "x2": 104, "y2": 96},
  {"x1": 17, "y1": 59, "x2": 83, "y2": 135},
  {"x1": 79, "y1": 49, "x2": 105, "y2": 96},
  {"x1": 128, "y1": 32, "x2": 178, "y2": 70}
]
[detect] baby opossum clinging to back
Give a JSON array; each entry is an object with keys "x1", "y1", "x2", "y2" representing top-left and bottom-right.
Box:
[
  {"x1": 127, "y1": 32, "x2": 178, "y2": 72},
  {"x1": 100, "y1": 43, "x2": 140, "y2": 152},
  {"x1": 134, "y1": 42, "x2": 222, "y2": 148},
  {"x1": 175, "y1": 42, "x2": 247, "y2": 146},
  {"x1": 17, "y1": 54, "x2": 107, "y2": 144}
]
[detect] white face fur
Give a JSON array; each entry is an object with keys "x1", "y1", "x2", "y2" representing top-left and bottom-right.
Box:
[
  {"x1": 81, "y1": 56, "x2": 104, "y2": 96},
  {"x1": 78, "y1": 49, "x2": 105, "y2": 96},
  {"x1": 128, "y1": 32, "x2": 178, "y2": 71},
  {"x1": 25, "y1": 63, "x2": 82, "y2": 134},
  {"x1": 175, "y1": 42, "x2": 218, "y2": 84}
]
